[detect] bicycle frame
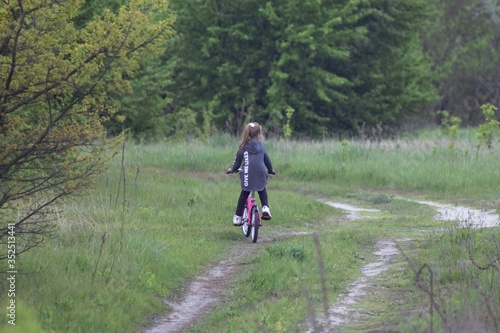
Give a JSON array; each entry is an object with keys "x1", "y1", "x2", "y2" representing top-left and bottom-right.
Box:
[
  {"x1": 229, "y1": 170, "x2": 262, "y2": 243},
  {"x1": 241, "y1": 191, "x2": 260, "y2": 242},
  {"x1": 245, "y1": 191, "x2": 261, "y2": 227}
]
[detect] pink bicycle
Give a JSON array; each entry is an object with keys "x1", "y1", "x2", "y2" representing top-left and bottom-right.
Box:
[
  {"x1": 227, "y1": 169, "x2": 274, "y2": 243},
  {"x1": 241, "y1": 190, "x2": 260, "y2": 243}
]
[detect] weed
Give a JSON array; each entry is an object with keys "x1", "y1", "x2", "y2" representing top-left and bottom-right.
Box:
[
  {"x1": 475, "y1": 103, "x2": 499, "y2": 151},
  {"x1": 266, "y1": 244, "x2": 306, "y2": 262},
  {"x1": 437, "y1": 110, "x2": 462, "y2": 149},
  {"x1": 401, "y1": 227, "x2": 500, "y2": 333}
]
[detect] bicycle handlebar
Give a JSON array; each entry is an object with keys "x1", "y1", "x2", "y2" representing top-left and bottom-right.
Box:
[{"x1": 226, "y1": 169, "x2": 276, "y2": 175}]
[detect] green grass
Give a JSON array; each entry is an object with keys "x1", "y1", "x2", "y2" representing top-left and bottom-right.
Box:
[
  {"x1": 188, "y1": 229, "x2": 377, "y2": 333},
  {"x1": 395, "y1": 227, "x2": 500, "y2": 333},
  {"x1": 1, "y1": 131, "x2": 500, "y2": 332},
  {"x1": 125, "y1": 132, "x2": 500, "y2": 200}
]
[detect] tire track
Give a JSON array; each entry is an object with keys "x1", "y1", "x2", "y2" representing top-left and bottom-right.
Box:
[
  {"x1": 143, "y1": 231, "x2": 313, "y2": 333},
  {"x1": 144, "y1": 198, "x2": 500, "y2": 333},
  {"x1": 143, "y1": 243, "x2": 255, "y2": 333},
  {"x1": 303, "y1": 199, "x2": 500, "y2": 332}
]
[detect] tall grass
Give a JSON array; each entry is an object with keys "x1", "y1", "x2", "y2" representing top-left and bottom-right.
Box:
[
  {"x1": 127, "y1": 132, "x2": 500, "y2": 200},
  {"x1": 267, "y1": 136, "x2": 500, "y2": 200},
  {"x1": 399, "y1": 226, "x2": 500, "y2": 333},
  {"x1": 0, "y1": 145, "x2": 339, "y2": 332}
]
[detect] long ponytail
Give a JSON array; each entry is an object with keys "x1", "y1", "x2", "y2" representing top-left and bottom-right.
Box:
[{"x1": 238, "y1": 122, "x2": 263, "y2": 151}]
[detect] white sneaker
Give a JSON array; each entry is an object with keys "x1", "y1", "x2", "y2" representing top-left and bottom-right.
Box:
[
  {"x1": 233, "y1": 215, "x2": 243, "y2": 226},
  {"x1": 261, "y1": 206, "x2": 272, "y2": 220}
]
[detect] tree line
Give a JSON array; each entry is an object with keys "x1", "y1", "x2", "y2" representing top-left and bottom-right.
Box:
[{"x1": 98, "y1": 0, "x2": 500, "y2": 139}]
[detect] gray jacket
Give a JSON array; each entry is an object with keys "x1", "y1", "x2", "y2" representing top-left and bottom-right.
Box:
[{"x1": 229, "y1": 139, "x2": 273, "y2": 191}]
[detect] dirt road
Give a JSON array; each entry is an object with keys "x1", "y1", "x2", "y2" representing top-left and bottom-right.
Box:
[{"x1": 143, "y1": 199, "x2": 499, "y2": 333}]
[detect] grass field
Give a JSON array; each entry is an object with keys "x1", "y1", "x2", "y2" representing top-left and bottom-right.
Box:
[{"x1": 1, "y1": 130, "x2": 500, "y2": 332}]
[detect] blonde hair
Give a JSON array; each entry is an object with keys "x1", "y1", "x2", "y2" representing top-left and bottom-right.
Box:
[{"x1": 238, "y1": 122, "x2": 263, "y2": 151}]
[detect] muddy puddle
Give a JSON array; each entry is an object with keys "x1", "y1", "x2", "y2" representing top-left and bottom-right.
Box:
[
  {"x1": 143, "y1": 198, "x2": 499, "y2": 333},
  {"x1": 324, "y1": 201, "x2": 380, "y2": 220},
  {"x1": 411, "y1": 199, "x2": 500, "y2": 229}
]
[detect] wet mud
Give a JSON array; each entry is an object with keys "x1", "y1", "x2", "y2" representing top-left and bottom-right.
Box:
[
  {"x1": 323, "y1": 201, "x2": 380, "y2": 221},
  {"x1": 411, "y1": 199, "x2": 499, "y2": 228}
]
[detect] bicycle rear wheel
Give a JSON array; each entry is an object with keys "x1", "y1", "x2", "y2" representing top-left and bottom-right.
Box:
[
  {"x1": 250, "y1": 206, "x2": 259, "y2": 243},
  {"x1": 241, "y1": 206, "x2": 251, "y2": 237}
]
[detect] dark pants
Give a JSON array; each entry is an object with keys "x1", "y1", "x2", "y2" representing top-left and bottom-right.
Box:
[{"x1": 235, "y1": 189, "x2": 269, "y2": 216}]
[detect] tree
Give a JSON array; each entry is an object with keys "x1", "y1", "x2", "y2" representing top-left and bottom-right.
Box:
[
  {"x1": 73, "y1": 0, "x2": 129, "y2": 28},
  {"x1": 164, "y1": 0, "x2": 437, "y2": 137},
  {"x1": 73, "y1": 0, "x2": 176, "y2": 141},
  {"x1": 422, "y1": 0, "x2": 500, "y2": 125},
  {"x1": 0, "y1": 0, "x2": 175, "y2": 258},
  {"x1": 106, "y1": 54, "x2": 174, "y2": 140},
  {"x1": 166, "y1": 0, "x2": 362, "y2": 136},
  {"x1": 339, "y1": 0, "x2": 439, "y2": 133}
]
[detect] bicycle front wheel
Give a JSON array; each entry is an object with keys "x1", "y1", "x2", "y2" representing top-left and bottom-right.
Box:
[
  {"x1": 250, "y1": 206, "x2": 259, "y2": 243},
  {"x1": 241, "y1": 206, "x2": 250, "y2": 237}
]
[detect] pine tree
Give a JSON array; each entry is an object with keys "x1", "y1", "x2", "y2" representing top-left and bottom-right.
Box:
[{"x1": 164, "y1": 0, "x2": 438, "y2": 136}]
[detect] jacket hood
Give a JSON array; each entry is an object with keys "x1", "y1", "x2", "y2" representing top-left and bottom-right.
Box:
[{"x1": 244, "y1": 139, "x2": 264, "y2": 154}]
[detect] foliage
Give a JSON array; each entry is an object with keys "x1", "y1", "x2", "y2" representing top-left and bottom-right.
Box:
[
  {"x1": 60, "y1": 0, "x2": 500, "y2": 140},
  {"x1": 437, "y1": 110, "x2": 462, "y2": 149},
  {"x1": 437, "y1": 110, "x2": 462, "y2": 138},
  {"x1": 163, "y1": 0, "x2": 437, "y2": 137},
  {"x1": 106, "y1": 55, "x2": 174, "y2": 140},
  {"x1": 283, "y1": 107, "x2": 294, "y2": 139},
  {"x1": 422, "y1": 0, "x2": 500, "y2": 124},
  {"x1": 475, "y1": 103, "x2": 499, "y2": 149},
  {"x1": 74, "y1": 0, "x2": 177, "y2": 141},
  {"x1": 72, "y1": 0, "x2": 500, "y2": 140},
  {"x1": 73, "y1": 0, "x2": 130, "y2": 28},
  {"x1": 339, "y1": 0, "x2": 439, "y2": 132},
  {"x1": 0, "y1": 0, "x2": 175, "y2": 256}
]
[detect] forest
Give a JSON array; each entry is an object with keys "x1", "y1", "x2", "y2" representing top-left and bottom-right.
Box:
[
  {"x1": 95, "y1": 0, "x2": 500, "y2": 139},
  {"x1": 2, "y1": 0, "x2": 499, "y2": 141}
]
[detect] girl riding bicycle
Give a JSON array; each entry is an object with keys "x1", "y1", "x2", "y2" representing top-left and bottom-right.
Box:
[{"x1": 226, "y1": 122, "x2": 275, "y2": 226}]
